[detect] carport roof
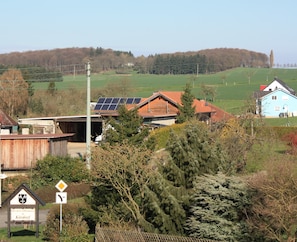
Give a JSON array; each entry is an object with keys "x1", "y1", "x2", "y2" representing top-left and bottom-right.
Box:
[{"x1": 18, "y1": 115, "x2": 102, "y2": 123}]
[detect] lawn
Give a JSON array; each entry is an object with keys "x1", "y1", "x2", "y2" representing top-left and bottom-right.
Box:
[
  {"x1": 0, "y1": 226, "x2": 94, "y2": 242},
  {"x1": 0, "y1": 226, "x2": 45, "y2": 242},
  {"x1": 33, "y1": 67, "x2": 297, "y2": 98},
  {"x1": 31, "y1": 67, "x2": 297, "y2": 120}
]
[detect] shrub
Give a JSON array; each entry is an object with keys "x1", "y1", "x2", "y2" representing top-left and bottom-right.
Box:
[
  {"x1": 282, "y1": 131, "x2": 297, "y2": 154},
  {"x1": 247, "y1": 160, "x2": 297, "y2": 241},
  {"x1": 43, "y1": 203, "x2": 90, "y2": 242},
  {"x1": 32, "y1": 155, "x2": 90, "y2": 189}
]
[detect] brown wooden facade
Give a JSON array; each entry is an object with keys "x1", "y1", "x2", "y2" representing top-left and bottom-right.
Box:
[{"x1": 0, "y1": 134, "x2": 73, "y2": 171}]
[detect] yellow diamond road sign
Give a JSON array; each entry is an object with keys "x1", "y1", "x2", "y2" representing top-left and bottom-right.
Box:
[{"x1": 55, "y1": 180, "x2": 68, "y2": 192}]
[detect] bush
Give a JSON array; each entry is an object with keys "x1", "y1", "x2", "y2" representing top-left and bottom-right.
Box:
[
  {"x1": 43, "y1": 203, "x2": 90, "y2": 242},
  {"x1": 32, "y1": 155, "x2": 90, "y2": 189},
  {"x1": 282, "y1": 131, "x2": 297, "y2": 154},
  {"x1": 247, "y1": 160, "x2": 297, "y2": 241}
]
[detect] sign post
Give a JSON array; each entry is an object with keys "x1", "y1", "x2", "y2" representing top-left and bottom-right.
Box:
[
  {"x1": 55, "y1": 180, "x2": 68, "y2": 233},
  {"x1": 0, "y1": 173, "x2": 7, "y2": 207},
  {"x1": 2, "y1": 183, "x2": 46, "y2": 238}
]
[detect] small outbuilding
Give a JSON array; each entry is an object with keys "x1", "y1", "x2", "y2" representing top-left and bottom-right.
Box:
[
  {"x1": 0, "y1": 109, "x2": 18, "y2": 134},
  {"x1": 0, "y1": 133, "x2": 74, "y2": 171}
]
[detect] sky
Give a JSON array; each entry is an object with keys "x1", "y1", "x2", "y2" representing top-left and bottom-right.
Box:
[{"x1": 1, "y1": 0, "x2": 297, "y2": 65}]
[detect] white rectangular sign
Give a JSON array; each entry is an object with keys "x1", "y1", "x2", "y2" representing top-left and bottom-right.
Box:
[
  {"x1": 11, "y1": 208, "x2": 35, "y2": 222},
  {"x1": 56, "y1": 192, "x2": 67, "y2": 204}
]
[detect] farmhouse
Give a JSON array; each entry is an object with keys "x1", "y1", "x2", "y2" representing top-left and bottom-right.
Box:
[
  {"x1": 94, "y1": 91, "x2": 233, "y2": 126},
  {"x1": 254, "y1": 78, "x2": 297, "y2": 117},
  {"x1": 18, "y1": 92, "x2": 232, "y2": 142}
]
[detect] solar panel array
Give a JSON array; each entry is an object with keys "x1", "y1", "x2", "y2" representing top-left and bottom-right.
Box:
[{"x1": 94, "y1": 97, "x2": 142, "y2": 111}]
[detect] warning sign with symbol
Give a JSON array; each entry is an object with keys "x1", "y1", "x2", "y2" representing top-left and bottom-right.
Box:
[
  {"x1": 55, "y1": 180, "x2": 68, "y2": 192},
  {"x1": 56, "y1": 192, "x2": 67, "y2": 204}
]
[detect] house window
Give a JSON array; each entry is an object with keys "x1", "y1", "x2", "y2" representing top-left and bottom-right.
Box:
[
  {"x1": 272, "y1": 96, "x2": 277, "y2": 100},
  {"x1": 282, "y1": 95, "x2": 289, "y2": 100}
]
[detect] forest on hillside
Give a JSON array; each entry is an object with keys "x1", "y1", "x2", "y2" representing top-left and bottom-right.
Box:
[{"x1": 0, "y1": 47, "x2": 269, "y2": 76}]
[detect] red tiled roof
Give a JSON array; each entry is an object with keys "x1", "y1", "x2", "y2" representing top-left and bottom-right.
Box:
[
  {"x1": 159, "y1": 91, "x2": 213, "y2": 114},
  {"x1": 137, "y1": 91, "x2": 212, "y2": 114},
  {"x1": 206, "y1": 102, "x2": 234, "y2": 122}
]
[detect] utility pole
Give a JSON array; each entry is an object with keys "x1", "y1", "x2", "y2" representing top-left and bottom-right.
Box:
[
  {"x1": 86, "y1": 62, "x2": 91, "y2": 170},
  {"x1": 196, "y1": 63, "x2": 199, "y2": 77},
  {"x1": 193, "y1": 63, "x2": 199, "y2": 88}
]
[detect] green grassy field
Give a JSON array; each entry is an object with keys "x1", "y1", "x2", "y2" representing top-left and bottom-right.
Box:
[
  {"x1": 0, "y1": 227, "x2": 45, "y2": 242},
  {"x1": 32, "y1": 67, "x2": 297, "y2": 115}
]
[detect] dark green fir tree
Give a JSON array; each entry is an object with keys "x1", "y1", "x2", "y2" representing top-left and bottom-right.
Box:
[
  {"x1": 105, "y1": 105, "x2": 150, "y2": 146},
  {"x1": 176, "y1": 83, "x2": 195, "y2": 123}
]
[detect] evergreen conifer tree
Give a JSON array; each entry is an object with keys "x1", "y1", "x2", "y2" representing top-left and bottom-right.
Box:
[
  {"x1": 176, "y1": 83, "x2": 195, "y2": 123},
  {"x1": 186, "y1": 173, "x2": 251, "y2": 241},
  {"x1": 105, "y1": 105, "x2": 149, "y2": 146},
  {"x1": 142, "y1": 172, "x2": 187, "y2": 235},
  {"x1": 166, "y1": 121, "x2": 229, "y2": 189}
]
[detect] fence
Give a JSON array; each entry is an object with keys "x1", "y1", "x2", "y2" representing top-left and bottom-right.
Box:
[{"x1": 95, "y1": 227, "x2": 218, "y2": 242}]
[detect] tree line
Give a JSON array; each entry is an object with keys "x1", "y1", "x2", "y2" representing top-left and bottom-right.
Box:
[
  {"x1": 135, "y1": 48, "x2": 268, "y2": 74},
  {"x1": 0, "y1": 47, "x2": 269, "y2": 75}
]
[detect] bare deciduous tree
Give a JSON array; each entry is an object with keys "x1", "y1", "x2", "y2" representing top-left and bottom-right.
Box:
[
  {"x1": 0, "y1": 68, "x2": 29, "y2": 116},
  {"x1": 91, "y1": 143, "x2": 155, "y2": 230},
  {"x1": 200, "y1": 83, "x2": 216, "y2": 101}
]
